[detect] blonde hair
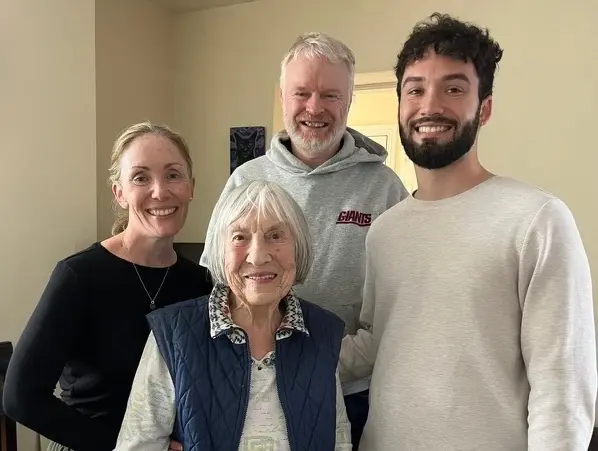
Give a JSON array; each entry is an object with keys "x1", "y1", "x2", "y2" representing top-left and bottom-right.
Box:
[
  {"x1": 108, "y1": 121, "x2": 193, "y2": 236},
  {"x1": 280, "y1": 32, "x2": 356, "y2": 95}
]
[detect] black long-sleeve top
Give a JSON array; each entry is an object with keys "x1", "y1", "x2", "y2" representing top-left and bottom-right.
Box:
[{"x1": 2, "y1": 242, "x2": 212, "y2": 450}]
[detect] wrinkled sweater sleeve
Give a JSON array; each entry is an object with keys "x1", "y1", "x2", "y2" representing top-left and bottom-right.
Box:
[
  {"x1": 2, "y1": 262, "x2": 114, "y2": 450},
  {"x1": 114, "y1": 332, "x2": 175, "y2": 451},
  {"x1": 519, "y1": 199, "x2": 596, "y2": 450},
  {"x1": 339, "y1": 253, "x2": 378, "y2": 384}
]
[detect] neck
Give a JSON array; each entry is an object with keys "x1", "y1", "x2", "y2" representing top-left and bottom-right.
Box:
[
  {"x1": 230, "y1": 296, "x2": 283, "y2": 337},
  {"x1": 290, "y1": 139, "x2": 342, "y2": 169},
  {"x1": 413, "y1": 149, "x2": 493, "y2": 201},
  {"x1": 120, "y1": 229, "x2": 176, "y2": 267}
]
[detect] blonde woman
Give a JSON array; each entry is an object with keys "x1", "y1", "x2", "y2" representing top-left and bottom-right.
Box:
[{"x1": 2, "y1": 122, "x2": 211, "y2": 450}]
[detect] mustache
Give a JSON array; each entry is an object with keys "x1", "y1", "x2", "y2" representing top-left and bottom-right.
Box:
[{"x1": 410, "y1": 115, "x2": 458, "y2": 128}]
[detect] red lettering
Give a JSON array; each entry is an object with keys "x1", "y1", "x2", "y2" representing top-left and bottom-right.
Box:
[{"x1": 336, "y1": 210, "x2": 373, "y2": 226}]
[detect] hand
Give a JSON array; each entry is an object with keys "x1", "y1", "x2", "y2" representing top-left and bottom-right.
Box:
[{"x1": 168, "y1": 439, "x2": 183, "y2": 451}]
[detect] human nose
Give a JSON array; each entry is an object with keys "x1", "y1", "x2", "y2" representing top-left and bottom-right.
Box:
[
  {"x1": 150, "y1": 179, "x2": 171, "y2": 200},
  {"x1": 420, "y1": 88, "x2": 445, "y2": 116},
  {"x1": 305, "y1": 93, "x2": 324, "y2": 115},
  {"x1": 246, "y1": 236, "x2": 271, "y2": 266}
]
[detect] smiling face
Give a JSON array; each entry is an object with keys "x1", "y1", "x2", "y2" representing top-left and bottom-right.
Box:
[
  {"x1": 281, "y1": 55, "x2": 351, "y2": 159},
  {"x1": 112, "y1": 133, "x2": 194, "y2": 239},
  {"x1": 224, "y1": 211, "x2": 297, "y2": 308},
  {"x1": 398, "y1": 50, "x2": 492, "y2": 169}
]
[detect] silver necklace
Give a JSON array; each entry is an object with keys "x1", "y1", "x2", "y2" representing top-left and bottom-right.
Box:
[{"x1": 133, "y1": 263, "x2": 170, "y2": 310}]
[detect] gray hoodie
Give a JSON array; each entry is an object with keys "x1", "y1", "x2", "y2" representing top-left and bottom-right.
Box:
[{"x1": 201, "y1": 128, "x2": 407, "y2": 335}]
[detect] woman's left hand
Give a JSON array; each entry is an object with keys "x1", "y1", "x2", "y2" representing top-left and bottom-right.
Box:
[{"x1": 169, "y1": 439, "x2": 183, "y2": 451}]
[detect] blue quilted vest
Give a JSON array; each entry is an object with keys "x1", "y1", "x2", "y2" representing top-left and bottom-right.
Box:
[{"x1": 147, "y1": 294, "x2": 345, "y2": 451}]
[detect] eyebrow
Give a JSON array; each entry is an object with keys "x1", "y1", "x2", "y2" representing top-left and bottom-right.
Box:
[
  {"x1": 230, "y1": 222, "x2": 286, "y2": 233},
  {"x1": 130, "y1": 163, "x2": 184, "y2": 171},
  {"x1": 292, "y1": 86, "x2": 342, "y2": 94},
  {"x1": 402, "y1": 73, "x2": 471, "y2": 87}
]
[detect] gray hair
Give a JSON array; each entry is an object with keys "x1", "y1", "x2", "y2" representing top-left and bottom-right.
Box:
[
  {"x1": 204, "y1": 180, "x2": 313, "y2": 286},
  {"x1": 280, "y1": 32, "x2": 356, "y2": 95}
]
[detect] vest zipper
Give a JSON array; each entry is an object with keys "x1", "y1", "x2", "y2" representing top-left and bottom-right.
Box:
[
  {"x1": 237, "y1": 331, "x2": 252, "y2": 451},
  {"x1": 275, "y1": 339, "x2": 294, "y2": 451}
]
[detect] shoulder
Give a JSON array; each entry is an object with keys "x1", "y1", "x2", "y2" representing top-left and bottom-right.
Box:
[
  {"x1": 59, "y1": 241, "x2": 105, "y2": 265},
  {"x1": 368, "y1": 163, "x2": 408, "y2": 189},
  {"x1": 524, "y1": 195, "x2": 579, "y2": 240},
  {"x1": 489, "y1": 176, "x2": 558, "y2": 205},
  {"x1": 230, "y1": 155, "x2": 275, "y2": 181},
  {"x1": 52, "y1": 242, "x2": 113, "y2": 279},
  {"x1": 172, "y1": 254, "x2": 209, "y2": 277},
  {"x1": 369, "y1": 162, "x2": 403, "y2": 181},
  {"x1": 479, "y1": 177, "x2": 571, "y2": 231},
  {"x1": 149, "y1": 294, "x2": 210, "y2": 320},
  {"x1": 297, "y1": 298, "x2": 344, "y2": 333},
  {"x1": 169, "y1": 256, "x2": 213, "y2": 294}
]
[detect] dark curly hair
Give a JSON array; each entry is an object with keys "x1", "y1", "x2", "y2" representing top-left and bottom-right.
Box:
[{"x1": 394, "y1": 13, "x2": 503, "y2": 102}]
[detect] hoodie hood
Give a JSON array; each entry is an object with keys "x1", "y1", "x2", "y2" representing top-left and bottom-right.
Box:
[{"x1": 266, "y1": 127, "x2": 389, "y2": 175}]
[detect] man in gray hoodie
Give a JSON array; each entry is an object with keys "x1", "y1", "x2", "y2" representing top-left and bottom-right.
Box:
[{"x1": 200, "y1": 32, "x2": 408, "y2": 448}]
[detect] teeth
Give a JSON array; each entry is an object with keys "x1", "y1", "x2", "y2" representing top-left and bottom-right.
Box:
[
  {"x1": 418, "y1": 125, "x2": 451, "y2": 133},
  {"x1": 303, "y1": 121, "x2": 327, "y2": 128},
  {"x1": 148, "y1": 208, "x2": 176, "y2": 216},
  {"x1": 247, "y1": 274, "x2": 276, "y2": 281}
]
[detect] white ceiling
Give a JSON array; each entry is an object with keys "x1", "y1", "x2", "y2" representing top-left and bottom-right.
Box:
[{"x1": 153, "y1": 0, "x2": 258, "y2": 13}]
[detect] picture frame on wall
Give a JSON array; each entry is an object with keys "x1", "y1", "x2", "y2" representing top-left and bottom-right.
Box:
[{"x1": 229, "y1": 126, "x2": 266, "y2": 174}]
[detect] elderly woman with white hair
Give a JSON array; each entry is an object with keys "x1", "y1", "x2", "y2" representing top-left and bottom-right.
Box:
[{"x1": 114, "y1": 180, "x2": 352, "y2": 451}]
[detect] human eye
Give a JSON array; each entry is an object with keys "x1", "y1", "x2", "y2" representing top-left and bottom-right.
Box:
[
  {"x1": 406, "y1": 87, "x2": 424, "y2": 96},
  {"x1": 231, "y1": 233, "x2": 247, "y2": 242},
  {"x1": 446, "y1": 86, "x2": 465, "y2": 95},
  {"x1": 166, "y1": 170, "x2": 184, "y2": 180},
  {"x1": 268, "y1": 230, "x2": 285, "y2": 241},
  {"x1": 132, "y1": 173, "x2": 150, "y2": 184}
]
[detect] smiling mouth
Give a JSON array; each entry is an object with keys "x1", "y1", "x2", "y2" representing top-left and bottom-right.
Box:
[
  {"x1": 146, "y1": 207, "x2": 178, "y2": 217},
  {"x1": 414, "y1": 124, "x2": 453, "y2": 134},
  {"x1": 244, "y1": 273, "x2": 277, "y2": 282},
  {"x1": 300, "y1": 121, "x2": 329, "y2": 129}
]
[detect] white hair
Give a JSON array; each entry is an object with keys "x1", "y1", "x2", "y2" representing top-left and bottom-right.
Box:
[
  {"x1": 204, "y1": 180, "x2": 313, "y2": 286},
  {"x1": 280, "y1": 32, "x2": 356, "y2": 95}
]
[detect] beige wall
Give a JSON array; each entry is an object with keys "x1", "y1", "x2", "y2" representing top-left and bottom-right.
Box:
[
  {"x1": 0, "y1": 0, "x2": 97, "y2": 449},
  {"x1": 348, "y1": 87, "x2": 397, "y2": 127},
  {"x1": 96, "y1": 0, "x2": 175, "y2": 239}
]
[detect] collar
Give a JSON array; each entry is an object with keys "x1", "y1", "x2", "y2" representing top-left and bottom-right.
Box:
[{"x1": 208, "y1": 284, "x2": 309, "y2": 344}]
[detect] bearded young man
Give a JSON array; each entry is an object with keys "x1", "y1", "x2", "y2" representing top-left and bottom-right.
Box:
[
  {"x1": 340, "y1": 13, "x2": 596, "y2": 451},
  {"x1": 201, "y1": 32, "x2": 407, "y2": 449}
]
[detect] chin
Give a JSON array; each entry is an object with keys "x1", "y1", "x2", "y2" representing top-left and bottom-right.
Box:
[
  {"x1": 244, "y1": 291, "x2": 282, "y2": 307},
  {"x1": 151, "y1": 223, "x2": 184, "y2": 239}
]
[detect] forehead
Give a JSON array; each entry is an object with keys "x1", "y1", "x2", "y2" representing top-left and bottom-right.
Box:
[
  {"x1": 402, "y1": 51, "x2": 479, "y2": 86},
  {"x1": 121, "y1": 134, "x2": 185, "y2": 168},
  {"x1": 283, "y1": 55, "x2": 350, "y2": 92},
  {"x1": 229, "y1": 210, "x2": 288, "y2": 232}
]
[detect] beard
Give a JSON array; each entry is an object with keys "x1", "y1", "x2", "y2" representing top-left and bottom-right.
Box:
[
  {"x1": 283, "y1": 112, "x2": 346, "y2": 157},
  {"x1": 399, "y1": 108, "x2": 481, "y2": 170}
]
